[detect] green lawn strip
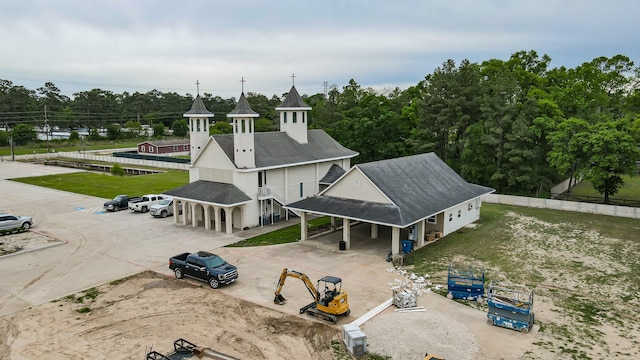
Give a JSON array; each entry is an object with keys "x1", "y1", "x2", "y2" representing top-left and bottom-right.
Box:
[
  {"x1": 0, "y1": 140, "x2": 145, "y2": 156},
  {"x1": 569, "y1": 175, "x2": 640, "y2": 202},
  {"x1": 228, "y1": 216, "x2": 332, "y2": 247},
  {"x1": 10, "y1": 171, "x2": 188, "y2": 199}
]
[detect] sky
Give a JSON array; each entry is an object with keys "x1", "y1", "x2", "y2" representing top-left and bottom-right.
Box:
[{"x1": 1, "y1": 0, "x2": 639, "y2": 99}]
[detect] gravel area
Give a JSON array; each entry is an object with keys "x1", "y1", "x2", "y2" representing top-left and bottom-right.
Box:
[
  {"x1": 363, "y1": 303, "x2": 479, "y2": 359},
  {"x1": 0, "y1": 231, "x2": 64, "y2": 256}
]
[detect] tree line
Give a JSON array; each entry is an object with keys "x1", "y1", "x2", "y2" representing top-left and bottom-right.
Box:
[{"x1": 1, "y1": 50, "x2": 639, "y2": 201}]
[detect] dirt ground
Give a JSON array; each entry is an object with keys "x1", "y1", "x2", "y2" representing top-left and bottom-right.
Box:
[{"x1": 2, "y1": 211, "x2": 639, "y2": 359}]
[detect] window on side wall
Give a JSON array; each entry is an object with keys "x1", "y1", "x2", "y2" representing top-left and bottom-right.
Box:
[{"x1": 427, "y1": 216, "x2": 436, "y2": 224}]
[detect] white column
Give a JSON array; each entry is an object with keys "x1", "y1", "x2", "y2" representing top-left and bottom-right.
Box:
[
  {"x1": 214, "y1": 207, "x2": 221, "y2": 232},
  {"x1": 182, "y1": 201, "x2": 189, "y2": 225},
  {"x1": 416, "y1": 220, "x2": 425, "y2": 248},
  {"x1": 331, "y1": 216, "x2": 337, "y2": 230},
  {"x1": 204, "y1": 205, "x2": 211, "y2": 230},
  {"x1": 343, "y1": 218, "x2": 351, "y2": 250},
  {"x1": 225, "y1": 208, "x2": 233, "y2": 234},
  {"x1": 392, "y1": 227, "x2": 400, "y2": 255},
  {"x1": 300, "y1": 211, "x2": 307, "y2": 241},
  {"x1": 371, "y1": 223, "x2": 378, "y2": 238},
  {"x1": 173, "y1": 201, "x2": 179, "y2": 224},
  {"x1": 191, "y1": 203, "x2": 197, "y2": 227}
]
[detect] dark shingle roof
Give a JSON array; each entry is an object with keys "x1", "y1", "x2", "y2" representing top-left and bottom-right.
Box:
[
  {"x1": 184, "y1": 95, "x2": 213, "y2": 116},
  {"x1": 319, "y1": 164, "x2": 346, "y2": 185},
  {"x1": 276, "y1": 86, "x2": 310, "y2": 109},
  {"x1": 287, "y1": 153, "x2": 495, "y2": 227},
  {"x1": 228, "y1": 92, "x2": 258, "y2": 117},
  {"x1": 164, "y1": 180, "x2": 251, "y2": 205},
  {"x1": 212, "y1": 129, "x2": 357, "y2": 169}
]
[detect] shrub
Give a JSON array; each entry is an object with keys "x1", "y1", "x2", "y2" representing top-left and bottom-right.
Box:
[{"x1": 111, "y1": 163, "x2": 125, "y2": 176}]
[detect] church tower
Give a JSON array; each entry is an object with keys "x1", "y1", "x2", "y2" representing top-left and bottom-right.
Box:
[
  {"x1": 184, "y1": 85, "x2": 213, "y2": 160},
  {"x1": 228, "y1": 90, "x2": 259, "y2": 169},
  {"x1": 276, "y1": 76, "x2": 311, "y2": 144}
]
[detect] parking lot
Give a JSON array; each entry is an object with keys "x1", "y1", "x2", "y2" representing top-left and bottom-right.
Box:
[{"x1": 0, "y1": 161, "x2": 398, "y2": 319}]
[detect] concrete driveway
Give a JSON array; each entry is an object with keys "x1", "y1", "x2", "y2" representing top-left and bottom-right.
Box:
[{"x1": 0, "y1": 161, "x2": 399, "y2": 320}]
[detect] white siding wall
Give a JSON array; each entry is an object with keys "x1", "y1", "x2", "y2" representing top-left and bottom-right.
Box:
[{"x1": 442, "y1": 198, "x2": 481, "y2": 236}]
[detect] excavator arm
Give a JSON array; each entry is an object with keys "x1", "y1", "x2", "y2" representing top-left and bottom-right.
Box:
[{"x1": 274, "y1": 268, "x2": 319, "y2": 305}]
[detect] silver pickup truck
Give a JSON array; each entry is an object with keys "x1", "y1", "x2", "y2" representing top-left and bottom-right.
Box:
[{"x1": 128, "y1": 194, "x2": 165, "y2": 213}]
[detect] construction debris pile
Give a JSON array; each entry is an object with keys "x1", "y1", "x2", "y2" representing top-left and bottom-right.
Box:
[{"x1": 387, "y1": 269, "x2": 432, "y2": 309}]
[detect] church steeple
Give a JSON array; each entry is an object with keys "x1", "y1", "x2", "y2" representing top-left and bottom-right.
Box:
[
  {"x1": 276, "y1": 76, "x2": 311, "y2": 144},
  {"x1": 228, "y1": 80, "x2": 259, "y2": 169},
  {"x1": 184, "y1": 83, "x2": 213, "y2": 160}
]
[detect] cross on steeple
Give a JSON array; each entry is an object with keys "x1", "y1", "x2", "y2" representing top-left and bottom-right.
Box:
[
  {"x1": 195, "y1": 80, "x2": 200, "y2": 95},
  {"x1": 291, "y1": 73, "x2": 296, "y2": 86},
  {"x1": 240, "y1": 77, "x2": 246, "y2": 93}
]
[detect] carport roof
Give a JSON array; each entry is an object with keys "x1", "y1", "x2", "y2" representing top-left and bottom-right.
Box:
[
  {"x1": 286, "y1": 152, "x2": 495, "y2": 227},
  {"x1": 164, "y1": 180, "x2": 251, "y2": 206}
]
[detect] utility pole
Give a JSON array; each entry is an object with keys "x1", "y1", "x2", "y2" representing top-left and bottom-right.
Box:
[{"x1": 44, "y1": 105, "x2": 50, "y2": 154}]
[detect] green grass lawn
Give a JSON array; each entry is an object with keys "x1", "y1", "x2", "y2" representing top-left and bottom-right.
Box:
[
  {"x1": 0, "y1": 140, "x2": 143, "y2": 156},
  {"x1": 11, "y1": 170, "x2": 189, "y2": 199},
  {"x1": 568, "y1": 175, "x2": 640, "y2": 202}
]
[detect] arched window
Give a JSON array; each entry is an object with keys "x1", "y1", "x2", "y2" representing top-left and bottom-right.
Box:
[
  {"x1": 293, "y1": 112, "x2": 297, "y2": 123},
  {"x1": 196, "y1": 119, "x2": 201, "y2": 132},
  {"x1": 190, "y1": 119, "x2": 194, "y2": 131},
  {"x1": 302, "y1": 112, "x2": 305, "y2": 123},
  {"x1": 241, "y1": 119, "x2": 246, "y2": 133},
  {"x1": 283, "y1": 112, "x2": 287, "y2": 123}
]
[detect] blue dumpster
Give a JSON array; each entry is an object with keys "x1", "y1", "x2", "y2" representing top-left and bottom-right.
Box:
[{"x1": 401, "y1": 240, "x2": 413, "y2": 254}]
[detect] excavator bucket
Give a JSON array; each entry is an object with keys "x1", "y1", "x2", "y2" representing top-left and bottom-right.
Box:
[{"x1": 274, "y1": 294, "x2": 286, "y2": 305}]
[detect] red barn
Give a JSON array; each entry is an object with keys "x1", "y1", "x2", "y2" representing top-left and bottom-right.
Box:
[{"x1": 137, "y1": 139, "x2": 190, "y2": 155}]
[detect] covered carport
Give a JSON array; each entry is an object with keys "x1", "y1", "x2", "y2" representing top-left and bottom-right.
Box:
[
  {"x1": 285, "y1": 153, "x2": 494, "y2": 257},
  {"x1": 164, "y1": 180, "x2": 251, "y2": 234}
]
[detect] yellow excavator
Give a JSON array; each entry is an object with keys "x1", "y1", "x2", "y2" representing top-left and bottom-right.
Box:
[{"x1": 273, "y1": 268, "x2": 350, "y2": 324}]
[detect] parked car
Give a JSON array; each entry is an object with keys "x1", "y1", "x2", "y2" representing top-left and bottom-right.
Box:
[
  {"x1": 0, "y1": 213, "x2": 33, "y2": 231},
  {"x1": 169, "y1": 251, "x2": 238, "y2": 289},
  {"x1": 128, "y1": 194, "x2": 166, "y2": 213},
  {"x1": 150, "y1": 198, "x2": 181, "y2": 218},
  {"x1": 104, "y1": 195, "x2": 141, "y2": 212}
]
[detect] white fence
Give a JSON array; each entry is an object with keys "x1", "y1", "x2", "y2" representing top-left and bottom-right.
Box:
[
  {"x1": 481, "y1": 193, "x2": 640, "y2": 219},
  {"x1": 57, "y1": 151, "x2": 189, "y2": 170}
]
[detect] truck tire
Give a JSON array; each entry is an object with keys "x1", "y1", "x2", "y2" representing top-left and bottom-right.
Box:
[
  {"x1": 208, "y1": 278, "x2": 220, "y2": 289},
  {"x1": 142, "y1": 206, "x2": 148, "y2": 213},
  {"x1": 174, "y1": 268, "x2": 184, "y2": 279},
  {"x1": 161, "y1": 210, "x2": 168, "y2": 218},
  {"x1": 22, "y1": 222, "x2": 31, "y2": 230}
]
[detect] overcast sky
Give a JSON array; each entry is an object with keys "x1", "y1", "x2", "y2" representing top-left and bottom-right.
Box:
[{"x1": 1, "y1": 0, "x2": 638, "y2": 99}]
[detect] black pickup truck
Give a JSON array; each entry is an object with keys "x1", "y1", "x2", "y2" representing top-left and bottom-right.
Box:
[
  {"x1": 169, "y1": 251, "x2": 238, "y2": 289},
  {"x1": 103, "y1": 194, "x2": 140, "y2": 212}
]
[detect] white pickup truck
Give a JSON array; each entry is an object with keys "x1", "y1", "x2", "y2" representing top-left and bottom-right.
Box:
[
  {"x1": 150, "y1": 197, "x2": 180, "y2": 218},
  {"x1": 128, "y1": 194, "x2": 166, "y2": 213}
]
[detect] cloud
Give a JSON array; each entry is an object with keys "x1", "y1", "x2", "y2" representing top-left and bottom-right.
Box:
[{"x1": 1, "y1": 0, "x2": 638, "y2": 98}]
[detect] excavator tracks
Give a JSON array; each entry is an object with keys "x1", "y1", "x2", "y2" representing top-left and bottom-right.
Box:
[{"x1": 305, "y1": 307, "x2": 338, "y2": 324}]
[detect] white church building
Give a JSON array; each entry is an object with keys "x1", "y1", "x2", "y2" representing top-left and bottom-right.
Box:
[{"x1": 165, "y1": 85, "x2": 358, "y2": 234}]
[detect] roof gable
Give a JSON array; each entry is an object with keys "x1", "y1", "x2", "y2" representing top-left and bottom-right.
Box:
[{"x1": 322, "y1": 167, "x2": 391, "y2": 204}]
